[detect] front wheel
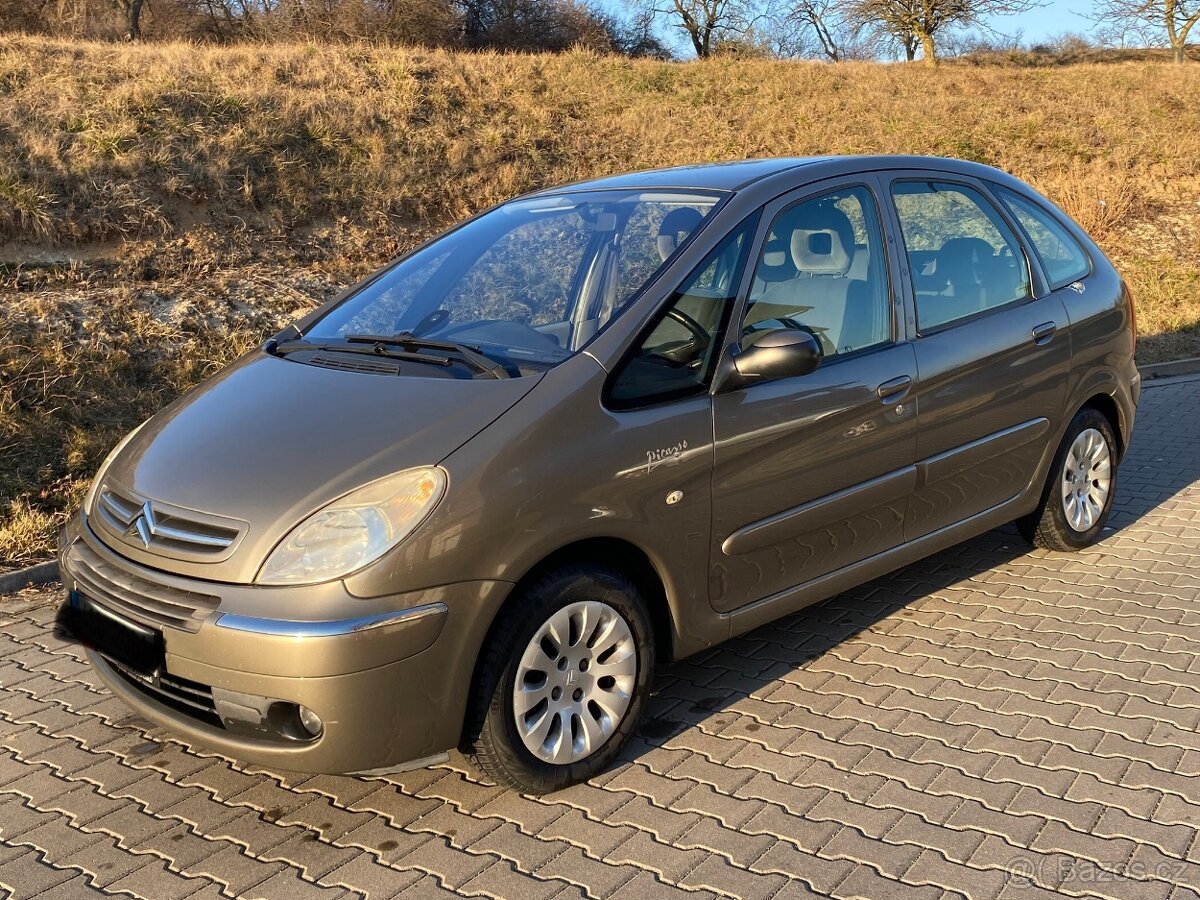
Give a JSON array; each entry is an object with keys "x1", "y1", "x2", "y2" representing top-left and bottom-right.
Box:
[
  {"x1": 1018, "y1": 407, "x2": 1118, "y2": 551},
  {"x1": 464, "y1": 565, "x2": 655, "y2": 794}
]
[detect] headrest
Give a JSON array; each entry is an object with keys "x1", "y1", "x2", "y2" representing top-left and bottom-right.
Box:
[
  {"x1": 938, "y1": 237, "x2": 995, "y2": 264},
  {"x1": 656, "y1": 208, "x2": 706, "y2": 262},
  {"x1": 936, "y1": 237, "x2": 995, "y2": 282},
  {"x1": 786, "y1": 203, "x2": 855, "y2": 276},
  {"x1": 756, "y1": 236, "x2": 795, "y2": 283}
]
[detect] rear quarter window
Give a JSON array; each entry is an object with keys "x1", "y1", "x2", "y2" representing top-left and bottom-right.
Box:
[{"x1": 992, "y1": 185, "x2": 1092, "y2": 291}]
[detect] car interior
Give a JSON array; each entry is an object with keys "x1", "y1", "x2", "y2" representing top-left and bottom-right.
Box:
[{"x1": 742, "y1": 198, "x2": 887, "y2": 357}]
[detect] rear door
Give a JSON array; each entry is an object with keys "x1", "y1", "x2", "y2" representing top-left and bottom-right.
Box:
[
  {"x1": 709, "y1": 177, "x2": 918, "y2": 613},
  {"x1": 882, "y1": 174, "x2": 1070, "y2": 540}
]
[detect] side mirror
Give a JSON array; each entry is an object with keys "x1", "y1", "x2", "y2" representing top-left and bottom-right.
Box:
[{"x1": 717, "y1": 328, "x2": 821, "y2": 391}]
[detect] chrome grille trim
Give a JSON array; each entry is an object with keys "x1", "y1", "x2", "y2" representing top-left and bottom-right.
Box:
[
  {"x1": 66, "y1": 539, "x2": 220, "y2": 632},
  {"x1": 98, "y1": 490, "x2": 139, "y2": 525},
  {"x1": 94, "y1": 484, "x2": 243, "y2": 560}
]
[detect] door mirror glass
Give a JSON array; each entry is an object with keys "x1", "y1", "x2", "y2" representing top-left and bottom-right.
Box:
[{"x1": 733, "y1": 328, "x2": 822, "y2": 383}]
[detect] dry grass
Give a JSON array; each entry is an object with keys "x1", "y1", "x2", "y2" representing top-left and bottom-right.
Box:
[{"x1": 2, "y1": 35, "x2": 1200, "y2": 563}]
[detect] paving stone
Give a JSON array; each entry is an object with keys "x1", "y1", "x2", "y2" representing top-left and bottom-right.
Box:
[
  {"x1": 319, "y1": 853, "x2": 424, "y2": 899},
  {"x1": 536, "y1": 845, "x2": 638, "y2": 898},
  {"x1": 394, "y1": 836, "x2": 492, "y2": 890},
  {"x1": 537, "y1": 808, "x2": 637, "y2": 857},
  {"x1": 605, "y1": 829, "x2": 709, "y2": 882},
  {"x1": 0, "y1": 849, "x2": 77, "y2": 899},
  {"x1": 678, "y1": 853, "x2": 787, "y2": 900},
  {"x1": 339, "y1": 817, "x2": 433, "y2": 863},
  {"x1": 459, "y1": 859, "x2": 566, "y2": 900}
]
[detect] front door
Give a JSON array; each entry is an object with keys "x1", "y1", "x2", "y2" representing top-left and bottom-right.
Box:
[
  {"x1": 710, "y1": 181, "x2": 918, "y2": 613},
  {"x1": 884, "y1": 176, "x2": 1071, "y2": 540}
]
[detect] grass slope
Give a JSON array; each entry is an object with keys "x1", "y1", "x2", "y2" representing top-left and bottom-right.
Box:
[{"x1": 1, "y1": 36, "x2": 1199, "y2": 564}]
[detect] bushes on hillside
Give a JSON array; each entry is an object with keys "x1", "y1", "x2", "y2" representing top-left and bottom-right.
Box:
[{"x1": 0, "y1": 0, "x2": 669, "y2": 57}]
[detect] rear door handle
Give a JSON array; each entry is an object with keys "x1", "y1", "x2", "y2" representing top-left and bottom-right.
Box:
[
  {"x1": 1032, "y1": 322, "x2": 1058, "y2": 345},
  {"x1": 877, "y1": 375, "x2": 912, "y2": 403}
]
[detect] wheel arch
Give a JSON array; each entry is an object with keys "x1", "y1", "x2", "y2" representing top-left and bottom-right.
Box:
[
  {"x1": 457, "y1": 535, "x2": 680, "y2": 746},
  {"x1": 1081, "y1": 392, "x2": 1125, "y2": 459}
]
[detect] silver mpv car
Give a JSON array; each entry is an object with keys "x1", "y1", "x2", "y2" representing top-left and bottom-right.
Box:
[{"x1": 58, "y1": 156, "x2": 1138, "y2": 793}]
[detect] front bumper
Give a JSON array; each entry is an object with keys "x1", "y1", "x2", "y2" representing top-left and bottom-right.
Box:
[{"x1": 60, "y1": 516, "x2": 511, "y2": 774}]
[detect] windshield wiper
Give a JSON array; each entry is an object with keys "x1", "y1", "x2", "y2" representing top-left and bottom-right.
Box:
[
  {"x1": 344, "y1": 333, "x2": 510, "y2": 380},
  {"x1": 270, "y1": 338, "x2": 454, "y2": 370}
]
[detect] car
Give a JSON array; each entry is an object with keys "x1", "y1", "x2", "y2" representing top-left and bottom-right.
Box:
[{"x1": 57, "y1": 155, "x2": 1138, "y2": 794}]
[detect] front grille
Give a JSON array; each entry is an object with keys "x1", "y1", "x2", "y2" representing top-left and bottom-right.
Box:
[
  {"x1": 107, "y1": 657, "x2": 223, "y2": 728},
  {"x1": 95, "y1": 485, "x2": 242, "y2": 559},
  {"x1": 66, "y1": 539, "x2": 220, "y2": 633}
]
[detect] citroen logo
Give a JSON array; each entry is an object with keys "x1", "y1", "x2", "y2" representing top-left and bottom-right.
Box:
[{"x1": 127, "y1": 501, "x2": 157, "y2": 548}]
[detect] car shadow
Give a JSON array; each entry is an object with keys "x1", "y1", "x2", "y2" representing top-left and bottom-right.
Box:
[
  {"x1": 618, "y1": 378, "x2": 1200, "y2": 763},
  {"x1": 620, "y1": 525, "x2": 1032, "y2": 761}
]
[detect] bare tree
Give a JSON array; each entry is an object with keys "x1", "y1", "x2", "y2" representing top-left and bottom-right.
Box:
[
  {"x1": 113, "y1": 0, "x2": 148, "y2": 37},
  {"x1": 632, "y1": 0, "x2": 763, "y2": 57},
  {"x1": 846, "y1": 0, "x2": 1040, "y2": 63},
  {"x1": 779, "y1": 0, "x2": 847, "y2": 58},
  {"x1": 1093, "y1": 0, "x2": 1199, "y2": 62},
  {"x1": 772, "y1": 0, "x2": 886, "y2": 59},
  {"x1": 803, "y1": 2, "x2": 842, "y2": 57}
]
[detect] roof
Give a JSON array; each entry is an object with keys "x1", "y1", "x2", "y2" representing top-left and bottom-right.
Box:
[
  {"x1": 532, "y1": 155, "x2": 1015, "y2": 196},
  {"x1": 530, "y1": 158, "x2": 829, "y2": 194}
]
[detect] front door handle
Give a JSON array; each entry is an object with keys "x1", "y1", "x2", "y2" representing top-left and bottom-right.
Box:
[
  {"x1": 877, "y1": 375, "x2": 912, "y2": 403},
  {"x1": 1032, "y1": 322, "x2": 1058, "y2": 345}
]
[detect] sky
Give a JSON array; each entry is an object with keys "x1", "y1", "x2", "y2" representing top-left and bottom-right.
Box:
[
  {"x1": 989, "y1": 0, "x2": 1098, "y2": 43},
  {"x1": 600, "y1": 0, "x2": 1105, "y2": 56}
]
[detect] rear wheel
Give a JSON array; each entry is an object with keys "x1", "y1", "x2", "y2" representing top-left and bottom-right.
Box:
[
  {"x1": 464, "y1": 565, "x2": 654, "y2": 794},
  {"x1": 1018, "y1": 407, "x2": 1118, "y2": 551}
]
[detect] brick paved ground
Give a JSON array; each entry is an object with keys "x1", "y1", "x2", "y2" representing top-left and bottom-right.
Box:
[{"x1": 2, "y1": 376, "x2": 1199, "y2": 900}]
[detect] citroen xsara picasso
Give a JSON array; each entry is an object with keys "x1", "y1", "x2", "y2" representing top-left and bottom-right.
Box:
[{"x1": 59, "y1": 157, "x2": 1138, "y2": 793}]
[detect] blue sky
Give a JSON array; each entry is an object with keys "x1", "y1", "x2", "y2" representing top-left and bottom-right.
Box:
[
  {"x1": 601, "y1": 0, "x2": 1103, "y2": 56},
  {"x1": 989, "y1": 0, "x2": 1097, "y2": 42}
]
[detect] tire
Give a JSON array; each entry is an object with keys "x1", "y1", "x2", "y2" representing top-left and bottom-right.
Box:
[
  {"x1": 1018, "y1": 407, "x2": 1118, "y2": 551},
  {"x1": 463, "y1": 564, "x2": 655, "y2": 794}
]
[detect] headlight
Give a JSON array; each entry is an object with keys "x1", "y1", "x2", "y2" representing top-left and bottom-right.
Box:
[
  {"x1": 257, "y1": 467, "x2": 446, "y2": 585},
  {"x1": 85, "y1": 419, "x2": 150, "y2": 515}
]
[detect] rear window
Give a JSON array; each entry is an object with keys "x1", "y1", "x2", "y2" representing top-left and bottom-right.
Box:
[{"x1": 992, "y1": 185, "x2": 1091, "y2": 291}]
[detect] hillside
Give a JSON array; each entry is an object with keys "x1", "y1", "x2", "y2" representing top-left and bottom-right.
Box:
[{"x1": 1, "y1": 35, "x2": 1199, "y2": 565}]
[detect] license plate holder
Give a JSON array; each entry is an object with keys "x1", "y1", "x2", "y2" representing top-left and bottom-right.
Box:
[{"x1": 62, "y1": 590, "x2": 165, "y2": 677}]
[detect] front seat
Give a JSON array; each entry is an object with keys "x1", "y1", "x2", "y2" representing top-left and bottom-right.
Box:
[
  {"x1": 656, "y1": 207, "x2": 706, "y2": 263},
  {"x1": 746, "y1": 203, "x2": 860, "y2": 354}
]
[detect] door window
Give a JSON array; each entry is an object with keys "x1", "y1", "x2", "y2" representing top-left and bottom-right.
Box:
[
  {"x1": 740, "y1": 186, "x2": 891, "y2": 358},
  {"x1": 608, "y1": 214, "x2": 758, "y2": 408},
  {"x1": 891, "y1": 181, "x2": 1032, "y2": 332},
  {"x1": 992, "y1": 185, "x2": 1091, "y2": 291}
]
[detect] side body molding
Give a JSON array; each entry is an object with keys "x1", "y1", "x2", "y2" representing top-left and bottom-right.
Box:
[
  {"x1": 914, "y1": 418, "x2": 1050, "y2": 489},
  {"x1": 722, "y1": 466, "x2": 919, "y2": 557}
]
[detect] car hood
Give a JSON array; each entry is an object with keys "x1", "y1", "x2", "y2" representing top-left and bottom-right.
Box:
[{"x1": 95, "y1": 351, "x2": 539, "y2": 583}]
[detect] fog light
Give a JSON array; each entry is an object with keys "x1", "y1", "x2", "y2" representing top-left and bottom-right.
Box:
[{"x1": 298, "y1": 705, "x2": 323, "y2": 737}]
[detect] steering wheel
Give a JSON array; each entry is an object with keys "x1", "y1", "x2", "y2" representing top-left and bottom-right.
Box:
[
  {"x1": 665, "y1": 308, "x2": 710, "y2": 345},
  {"x1": 441, "y1": 319, "x2": 562, "y2": 351}
]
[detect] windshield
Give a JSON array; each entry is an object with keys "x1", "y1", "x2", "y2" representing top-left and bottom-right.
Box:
[{"x1": 306, "y1": 189, "x2": 724, "y2": 373}]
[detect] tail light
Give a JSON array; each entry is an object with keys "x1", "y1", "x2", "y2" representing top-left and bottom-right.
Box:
[{"x1": 1126, "y1": 283, "x2": 1137, "y2": 357}]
